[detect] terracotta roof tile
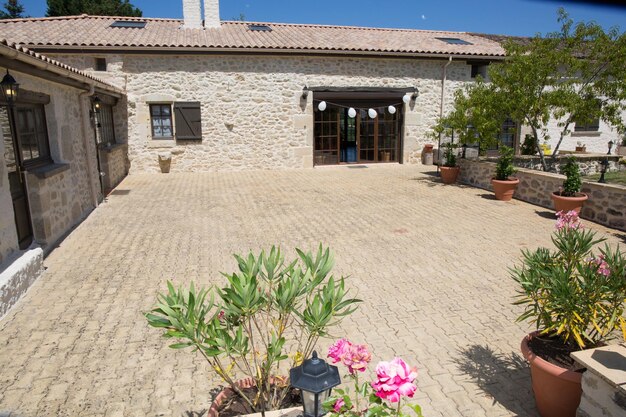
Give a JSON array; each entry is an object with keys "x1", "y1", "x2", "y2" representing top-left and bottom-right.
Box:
[
  {"x1": 0, "y1": 15, "x2": 506, "y2": 57},
  {"x1": 0, "y1": 38, "x2": 121, "y2": 92}
]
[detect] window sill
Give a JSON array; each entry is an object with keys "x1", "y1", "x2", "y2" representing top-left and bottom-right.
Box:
[
  {"x1": 148, "y1": 139, "x2": 176, "y2": 149},
  {"x1": 27, "y1": 163, "x2": 70, "y2": 179},
  {"x1": 571, "y1": 131, "x2": 601, "y2": 137}
]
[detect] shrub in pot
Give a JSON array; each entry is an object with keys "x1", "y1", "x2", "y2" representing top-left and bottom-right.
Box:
[
  {"x1": 511, "y1": 211, "x2": 626, "y2": 417},
  {"x1": 491, "y1": 145, "x2": 519, "y2": 201},
  {"x1": 145, "y1": 245, "x2": 360, "y2": 416},
  {"x1": 440, "y1": 143, "x2": 460, "y2": 184},
  {"x1": 551, "y1": 156, "x2": 588, "y2": 213}
]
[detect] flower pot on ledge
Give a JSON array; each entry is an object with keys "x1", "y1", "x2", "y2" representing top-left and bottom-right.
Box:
[
  {"x1": 521, "y1": 332, "x2": 582, "y2": 417},
  {"x1": 491, "y1": 177, "x2": 520, "y2": 201},
  {"x1": 551, "y1": 192, "x2": 588, "y2": 214},
  {"x1": 440, "y1": 166, "x2": 460, "y2": 184}
]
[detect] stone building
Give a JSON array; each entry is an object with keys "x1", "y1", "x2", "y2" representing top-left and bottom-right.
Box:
[{"x1": 0, "y1": 40, "x2": 127, "y2": 317}]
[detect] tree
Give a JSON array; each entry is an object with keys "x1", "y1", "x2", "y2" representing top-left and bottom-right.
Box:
[
  {"x1": 433, "y1": 9, "x2": 626, "y2": 171},
  {"x1": 0, "y1": 0, "x2": 26, "y2": 19},
  {"x1": 46, "y1": 0, "x2": 142, "y2": 17},
  {"x1": 431, "y1": 78, "x2": 506, "y2": 155}
]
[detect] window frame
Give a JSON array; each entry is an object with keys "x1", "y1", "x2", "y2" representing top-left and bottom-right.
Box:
[
  {"x1": 94, "y1": 57, "x2": 107, "y2": 72},
  {"x1": 10, "y1": 103, "x2": 52, "y2": 169},
  {"x1": 97, "y1": 103, "x2": 116, "y2": 147},
  {"x1": 573, "y1": 118, "x2": 600, "y2": 133},
  {"x1": 149, "y1": 103, "x2": 174, "y2": 140}
]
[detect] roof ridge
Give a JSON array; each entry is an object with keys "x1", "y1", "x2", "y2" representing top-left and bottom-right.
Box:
[
  {"x1": 0, "y1": 14, "x2": 182, "y2": 23},
  {"x1": 221, "y1": 20, "x2": 478, "y2": 36}
]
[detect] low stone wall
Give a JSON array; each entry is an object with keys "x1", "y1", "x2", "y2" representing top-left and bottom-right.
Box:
[
  {"x1": 100, "y1": 144, "x2": 129, "y2": 194},
  {"x1": 572, "y1": 344, "x2": 626, "y2": 417},
  {"x1": 459, "y1": 159, "x2": 626, "y2": 231},
  {"x1": 0, "y1": 247, "x2": 43, "y2": 319},
  {"x1": 498, "y1": 154, "x2": 621, "y2": 175}
]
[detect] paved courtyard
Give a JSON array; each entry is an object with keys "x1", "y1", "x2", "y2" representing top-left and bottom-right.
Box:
[{"x1": 0, "y1": 164, "x2": 623, "y2": 417}]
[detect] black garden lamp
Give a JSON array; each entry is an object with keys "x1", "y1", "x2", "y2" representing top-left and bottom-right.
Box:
[
  {"x1": 290, "y1": 351, "x2": 341, "y2": 417},
  {"x1": 1, "y1": 70, "x2": 19, "y2": 105},
  {"x1": 608, "y1": 140, "x2": 614, "y2": 155},
  {"x1": 598, "y1": 158, "x2": 609, "y2": 183}
]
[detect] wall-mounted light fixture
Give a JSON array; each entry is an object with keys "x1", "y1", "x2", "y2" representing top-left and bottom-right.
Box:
[
  {"x1": 1, "y1": 69, "x2": 19, "y2": 105},
  {"x1": 301, "y1": 86, "x2": 309, "y2": 100}
]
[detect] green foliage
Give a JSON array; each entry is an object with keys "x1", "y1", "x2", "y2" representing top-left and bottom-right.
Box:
[
  {"x1": 520, "y1": 134, "x2": 537, "y2": 156},
  {"x1": 511, "y1": 224, "x2": 626, "y2": 350},
  {"x1": 560, "y1": 156, "x2": 582, "y2": 196},
  {"x1": 323, "y1": 388, "x2": 423, "y2": 417},
  {"x1": 0, "y1": 0, "x2": 26, "y2": 19},
  {"x1": 145, "y1": 245, "x2": 360, "y2": 413},
  {"x1": 46, "y1": 0, "x2": 142, "y2": 17},
  {"x1": 442, "y1": 143, "x2": 458, "y2": 167},
  {"x1": 430, "y1": 79, "x2": 505, "y2": 155},
  {"x1": 495, "y1": 146, "x2": 516, "y2": 180}
]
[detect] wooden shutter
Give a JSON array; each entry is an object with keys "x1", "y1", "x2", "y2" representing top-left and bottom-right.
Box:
[{"x1": 174, "y1": 102, "x2": 202, "y2": 140}]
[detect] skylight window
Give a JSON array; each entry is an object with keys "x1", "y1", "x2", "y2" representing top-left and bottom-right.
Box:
[
  {"x1": 110, "y1": 21, "x2": 147, "y2": 29},
  {"x1": 248, "y1": 24, "x2": 272, "y2": 32},
  {"x1": 436, "y1": 37, "x2": 473, "y2": 45}
]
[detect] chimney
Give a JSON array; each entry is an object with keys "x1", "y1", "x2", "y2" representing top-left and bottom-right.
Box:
[
  {"x1": 182, "y1": 0, "x2": 202, "y2": 28},
  {"x1": 203, "y1": 0, "x2": 221, "y2": 28}
]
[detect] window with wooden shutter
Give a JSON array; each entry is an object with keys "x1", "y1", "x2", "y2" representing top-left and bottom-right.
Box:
[{"x1": 174, "y1": 102, "x2": 202, "y2": 140}]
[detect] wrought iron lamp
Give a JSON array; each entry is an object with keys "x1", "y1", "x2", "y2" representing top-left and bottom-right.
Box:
[
  {"x1": 608, "y1": 140, "x2": 614, "y2": 155},
  {"x1": 598, "y1": 158, "x2": 609, "y2": 183},
  {"x1": 290, "y1": 351, "x2": 341, "y2": 417},
  {"x1": 1, "y1": 69, "x2": 19, "y2": 104}
]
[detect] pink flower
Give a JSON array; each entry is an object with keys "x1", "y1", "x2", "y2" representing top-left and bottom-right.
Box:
[
  {"x1": 328, "y1": 339, "x2": 352, "y2": 364},
  {"x1": 592, "y1": 255, "x2": 611, "y2": 276},
  {"x1": 555, "y1": 210, "x2": 583, "y2": 231},
  {"x1": 371, "y1": 358, "x2": 418, "y2": 403},
  {"x1": 218, "y1": 310, "x2": 225, "y2": 320},
  {"x1": 332, "y1": 398, "x2": 345, "y2": 413},
  {"x1": 342, "y1": 343, "x2": 371, "y2": 374}
]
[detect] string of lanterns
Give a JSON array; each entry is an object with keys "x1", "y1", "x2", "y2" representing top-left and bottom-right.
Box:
[{"x1": 315, "y1": 95, "x2": 412, "y2": 119}]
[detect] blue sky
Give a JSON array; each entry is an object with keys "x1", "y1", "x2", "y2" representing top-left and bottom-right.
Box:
[{"x1": 17, "y1": 0, "x2": 626, "y2": 36}]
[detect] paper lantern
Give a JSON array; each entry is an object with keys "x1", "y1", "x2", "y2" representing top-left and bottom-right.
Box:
[
  {"x1": 348, "y1": 108, "x2": 356, "y2": 118},
  {"x1": 368, "y1": 108, "x2": 377, "y2": 119},
  {"x1": 318, "y1": 101, "x2": 327, "y2": 111},
  {"x1": 402, "y1": 95, "x2": 410, "y2": 104},
  {"x1": 388, "y1": 105, "x2": 396, "y2": 114}
]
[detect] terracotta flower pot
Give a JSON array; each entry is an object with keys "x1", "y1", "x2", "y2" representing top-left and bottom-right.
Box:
[
  {"x1": 551, "y1": 192, "x2": 588, "y2": 214},
  {"x1": 491, "y1": 177, "x2": 520, "y2": 201},
  {"x1": 440, "y1": 166, "x2": 460, "y2": 184},
  {"x1": 521, "y1": 332, "x2": 582, "y2": 417}
]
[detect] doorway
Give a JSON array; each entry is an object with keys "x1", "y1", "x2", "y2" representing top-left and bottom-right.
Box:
[
  {"x1": 1, "y1": 106, "x2": 33, "y2": 249},
  {"x1": 313, "y1": 92, "x2": 403, "y2": 166}
]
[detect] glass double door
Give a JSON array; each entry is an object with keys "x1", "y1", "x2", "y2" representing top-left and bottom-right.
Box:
[{"x1": 314, "y1": 104, "x2": 401, "y2": 166}]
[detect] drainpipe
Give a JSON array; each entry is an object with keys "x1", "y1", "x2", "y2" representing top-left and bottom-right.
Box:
[
  {"x1": 79, "y1": 84, "x2": 101, "y2": 208},
  {"x1": 437, "y1": 56, "x2": 453, "y2": 174}
]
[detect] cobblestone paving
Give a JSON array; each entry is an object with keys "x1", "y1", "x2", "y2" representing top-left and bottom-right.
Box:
[{"x1": 1, "y1": 165, "x2": 623, "y2": 417}]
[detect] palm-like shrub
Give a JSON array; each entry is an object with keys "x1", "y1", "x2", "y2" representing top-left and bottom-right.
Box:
[
  {"x1": 511, "y1": 212, "x2": 626, "y2": 350},
  {"x1": 146, "y1": 246, "x2": 360, "y2": 413},
  {"x1": 494, "y1": 146, "x2": 516, "y2": 180}
]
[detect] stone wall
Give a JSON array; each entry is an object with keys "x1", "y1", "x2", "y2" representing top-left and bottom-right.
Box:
[
  {"x1": 490, "y1": 155, "x2": 621, "y2": 175},
  {"x1": 50, "y1": 53, "x2": 473, "y2": 173},
  {"x1": 0, "y1": 247, "x2": 43, "y2": 319},
  {"x1": 572, "y1": 344, "x2": 626, "y2": 417},
  {"x1": 459, "y1": 159, "x2": 626, "y2": 231},
  {"x1": 0, "y1": 124, "x2": 19, "y2": 265},
  {"x1": 100, "y1": 144, "x2": 129, "y2": 193}
]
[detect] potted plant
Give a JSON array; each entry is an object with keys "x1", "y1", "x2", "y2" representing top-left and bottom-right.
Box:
[
  {"x1": 511, "y1": 211, "x2": 626, "y2": 417},
  {"x1": 491, "y1": 145, "x2": 519, "y2": 201},
  {"x1": 145, "y1": 245, "x2": 360, "y2": 416},
  {"x1": 574, "y1": 141, "x2": 586, "y2": 153},
  {"x1": 551, "y1": 156, "x2": 588, "y2": 213},
  {"x1": 439, "y1": 143, "x2": 460, "y2": 184},
  {"x1": 322, "y1": 338, "x2": 423, "y2": 417}
]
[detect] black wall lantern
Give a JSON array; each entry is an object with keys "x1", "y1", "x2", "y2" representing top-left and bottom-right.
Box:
[
  {"x1": 290, "y1": 351, "x2": 341, "y2": 417},
  {"x1": 92, "y1": 95, "x2": 102, "y2": 114},
  {"x1": 1, "y1": 69, "x2": 19, "y2": 105}
]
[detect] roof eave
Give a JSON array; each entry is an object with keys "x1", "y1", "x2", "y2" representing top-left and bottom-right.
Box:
[{"x1": 23, "y1": 44, "x2": 507, "y2": 61}]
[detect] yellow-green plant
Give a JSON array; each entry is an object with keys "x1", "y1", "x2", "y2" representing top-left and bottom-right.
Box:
[
  {"x1": 511, "y1": 211, "x2": 626, "y2": 350},
  {"x1": 145, "y1": 245, "x2": 360, "y2": 415}
]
